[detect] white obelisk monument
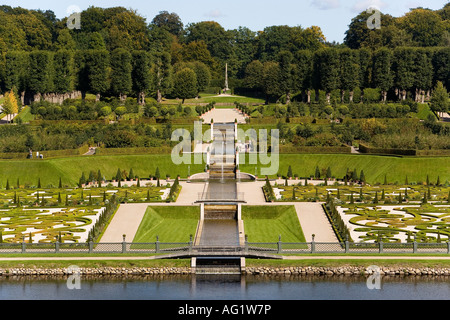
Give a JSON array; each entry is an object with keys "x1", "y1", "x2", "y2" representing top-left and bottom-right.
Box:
[{"x1": 224, "y1": 63, "x2": 229, "y2": 93}]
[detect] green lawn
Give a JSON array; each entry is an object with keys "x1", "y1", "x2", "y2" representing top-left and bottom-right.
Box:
[
  {"x1": 0, "y1": 154, "x2": 206, "y2": 187},
  {"x1": 415, "y1": 104, "x2": 436, "y2": 120},
  {"x1": 240, "y1": 153, "x2": 450, "y2": 185},
  {"x1": 133, "y1": 206, "x2": 200, "y2": 243},
  {"x1": 1, "y1": 152, "x2": 448, "y2": 189},
  {"x1": 15, "y1": 106, "x2": 34, "y2": 123},
  {"x1": 242, "y1": 205, "x2": 305, "y2": 243}
]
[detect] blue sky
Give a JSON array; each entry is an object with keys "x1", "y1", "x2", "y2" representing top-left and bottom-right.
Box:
[{"x1": 2, "y1": 0, "x2": 449, "y2": 43}]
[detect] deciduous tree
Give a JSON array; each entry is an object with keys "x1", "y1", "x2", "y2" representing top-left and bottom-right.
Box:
[
  {"x1": 372, "y1": 47, "x2": 393, "y2": 102},
  {"x1": 172, "y1": 68, "x2": 197, "y2": 104},
  {"x1": 110, "y1": 48, "x2": 132, "y2": 101}
]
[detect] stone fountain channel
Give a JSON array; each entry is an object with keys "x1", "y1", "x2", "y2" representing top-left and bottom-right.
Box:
[{"x1": 194, "y1": 123, "x2": 245, "y2": 274}]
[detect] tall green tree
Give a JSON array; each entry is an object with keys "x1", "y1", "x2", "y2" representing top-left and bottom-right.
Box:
[
  {"x1": 172, "y1": 68, "x2": 197, "y2": 104},
  {"x1": 0, "y1": 12, "x2": 28, "y2": 51},
  {"x1": 313, "y1": 48, "x2": 340, "y2": 104},
  {"x1": 2, "y1": 51, "x2": 28, "y2": 101},
  {"x1": 277, "y1": 50, "x2": 295, "y2": 104},
  {"x1": 104, "y1": 9, "x2": 150, "y2": 51},
  {"x1": 110, "y1": 48, "x2": 132, "y2": 100},
  {"x1": 151, "y1": 11, "x2": 184, "y2": 37},
  {"x1": 54, "y1": 29, "x2": 76, "y2": 51},
  {"x1": 185, "y1": 21, "x2": 232, "y2": 62},
  {"x1": 413, "y1": 48, "x2": 433, "y2": 103},
  {"x1": 151, "y1": 51, "x2": 173, "y2": 103},
  {"x1": 344, "y1": 11, "x2": 394, "y2": 50},
  {"x1": 244, "y1": 60, "x2": 264, "y2": 94},
  {"x1": 398, "y1": 8, "x2": 445, "y2": 47},
  {"x1": 393, "y1": 47, "x2": 416, "y2": 100},
  {"x1": 339, "y1": 48, "x2": 360, "y2": 103},
  {"x1": 84, "y1": 49, "x2": 110, "y2": 101},
  {"x1": 294, "y1": 50, "x2": 313, "y2": 103},
  {"x1": 262, "y1": 61, "x2": 281, "y2": 104},
  {"x1": 432, "y1": 47, "x2": 450, "y2": 90},
  {"x1": 430, "y1": 81, "x2": 449, "y2": 117},
  {"x1": 227, "y1": 27, "x2": 258, "y2": 78},
  {"x1": 15, "y1": 12, "x2": 52, "y2": 50},
  {"x1": 26, "y1": 50, "x2": 53, "y2": 102},
  {"x1": 358, "y1": 48, "x2": 372, "y2": 95},
  {"x1": 372, "y1": 47, "x2": 394, "y2": 102},
  {"x1": 131, "y1": 50, "x2": 151, "y2": 105},
  {"x1": 178, "y1": 61, "x2": 211, "y2": 95},
  {"x1": 53, "y1": 50, "x2": 75, "y2": 94},
  {"x1": 87, "y1": 32, "x2": 107, "y2": 50}
]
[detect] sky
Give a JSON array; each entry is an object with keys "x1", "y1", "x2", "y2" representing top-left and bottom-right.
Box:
[{"x1": 1, "y1": 0, "x2": 449, "y2": 43}]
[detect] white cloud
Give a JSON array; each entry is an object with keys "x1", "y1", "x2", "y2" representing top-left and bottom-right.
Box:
[
  {"x1": 66, "y1": 5, "x2": 81, "y2": 15},
  {"x1": 311, "y1": 0, "x2": 341, "y2": 10},
  {"x1": 352, "y1": 0, "x2": 388, "y2": 12},
  {"x1": 204, "y1": 9, "x2": 226, "y2": 18}
]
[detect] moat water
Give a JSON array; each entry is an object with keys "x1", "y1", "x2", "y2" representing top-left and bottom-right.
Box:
[{"x1": 0, "y1": 274, "x2": 448, "y2": 300}]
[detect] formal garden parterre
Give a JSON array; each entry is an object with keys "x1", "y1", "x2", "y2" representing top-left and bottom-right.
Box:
[{"x1": 0, "y1": 179, "x2": 181, "y2": 244}]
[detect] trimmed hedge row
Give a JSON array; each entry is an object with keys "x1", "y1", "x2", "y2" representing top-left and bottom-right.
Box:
[
  {"x1": 248, "y1": 116, "x2": 331, "y2": 125},
  {"x1": 359, "y1": 143, "x2": 417, "y2": 156},
  {"x1": 95, "y1": 146, "x2": 173, "y2": 156},
  {"x1": 416, "y1": 149, "x2": 450, "y2": 156},
  {"x1": 279, "y1": 146, "x2": 351, "y2": 154},
  {"x1": 323, "y1": 200, "x2": 353, "y2": 243},
  {"x1": 0, "y1": 145, "x2": 90, "y2": 159}
]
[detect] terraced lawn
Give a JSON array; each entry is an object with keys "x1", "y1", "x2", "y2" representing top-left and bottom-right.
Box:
[
  {"x1": 133, "y1": 206, "x2": 200, "y2": 243},
  {"x1": 240, "y1": 154, "x2": 450, "y2": 185},
  {"x1": 242, "y1": 205, "x2": 306, "y2": 243}
]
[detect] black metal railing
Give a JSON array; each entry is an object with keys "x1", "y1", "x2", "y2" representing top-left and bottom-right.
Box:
[{"x1": 1, "y1": 240, "x2": 449, "y2": 255}]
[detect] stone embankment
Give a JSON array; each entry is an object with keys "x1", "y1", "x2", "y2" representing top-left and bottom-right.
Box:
[
  {"x1": 0, "y1": 267, "x2": 192, "y2": 276},
  {"x1": 243, "y1": 266, "x2": 450, "y2": 276},
  {"x1": 1, "y1": 266, "x2": 450, "y2": 277}
]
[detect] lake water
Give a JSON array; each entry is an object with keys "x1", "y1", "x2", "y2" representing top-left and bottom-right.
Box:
[{"x1": 0, "y1": 274, "x2": 448, "y2": 300}]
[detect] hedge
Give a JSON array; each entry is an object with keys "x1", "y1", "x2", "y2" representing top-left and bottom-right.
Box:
[
  {"x1": 0, "y1": 145, "x2": 90, "y2": 159},
  {"x1": 279, "y1": 146, "x2": 351, "y2": 154},
  {"x1": 359, "y1": 143, "x2": 417, "y2": 156},
  {"x1": 95, "y1": 146, "x2": 173, "y2": 156},
  {"x1": 416, "y1": 149, "x2": 450, "y2": 156}
]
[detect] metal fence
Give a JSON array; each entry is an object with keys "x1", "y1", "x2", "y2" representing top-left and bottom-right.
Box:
[
  {"x1": 0, "y1": 240, "x2": 449, "y2": 255},
  {"x1": 247, "y1": 241, "x2": 450, "y2": 255}
]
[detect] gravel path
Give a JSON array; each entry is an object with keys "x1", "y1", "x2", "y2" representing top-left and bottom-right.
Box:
[
  {"x1": 201, "y1": 108, "x2": 246, "y2": 124},
  {"x1": 99, "y1": 203, "x2": 150, "y2": 243}
]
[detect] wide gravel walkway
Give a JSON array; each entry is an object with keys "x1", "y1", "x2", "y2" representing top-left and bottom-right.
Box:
[{"x1": 201, "y1": 108, "x2": 246, "y2": 124}]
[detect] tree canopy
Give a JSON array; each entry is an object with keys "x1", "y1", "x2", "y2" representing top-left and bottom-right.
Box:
[{"x1": 0, "y1": 4, "x2": 448, "y2": 104}]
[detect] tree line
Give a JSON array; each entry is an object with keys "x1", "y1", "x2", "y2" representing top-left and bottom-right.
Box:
[
  {"x1": 0, "y1": 5, "x2": 448, "y2": 109},
  {"x1": 242, "y1": 46, "x2": 448, "y2": 108},
  {"x1": 2, "y1": 46, "x2": 448, "y2": 108}
]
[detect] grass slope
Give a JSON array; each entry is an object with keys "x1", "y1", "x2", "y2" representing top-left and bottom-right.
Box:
[
  {"x1": 133, "y1": 206, "x2": 200, "y2": 243},
  {"x1": 240, "y1": 154, "x2": 450, "y2": 184},
  {"x1": 0, "y1": 153, "x2": 448, "y2": 187},
  {"x1": 242, "y1": 205, "x2": 306, "y2": 243},
  {"x1": 0, "y1": 155, "x2": 206, "y2": 187}
]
